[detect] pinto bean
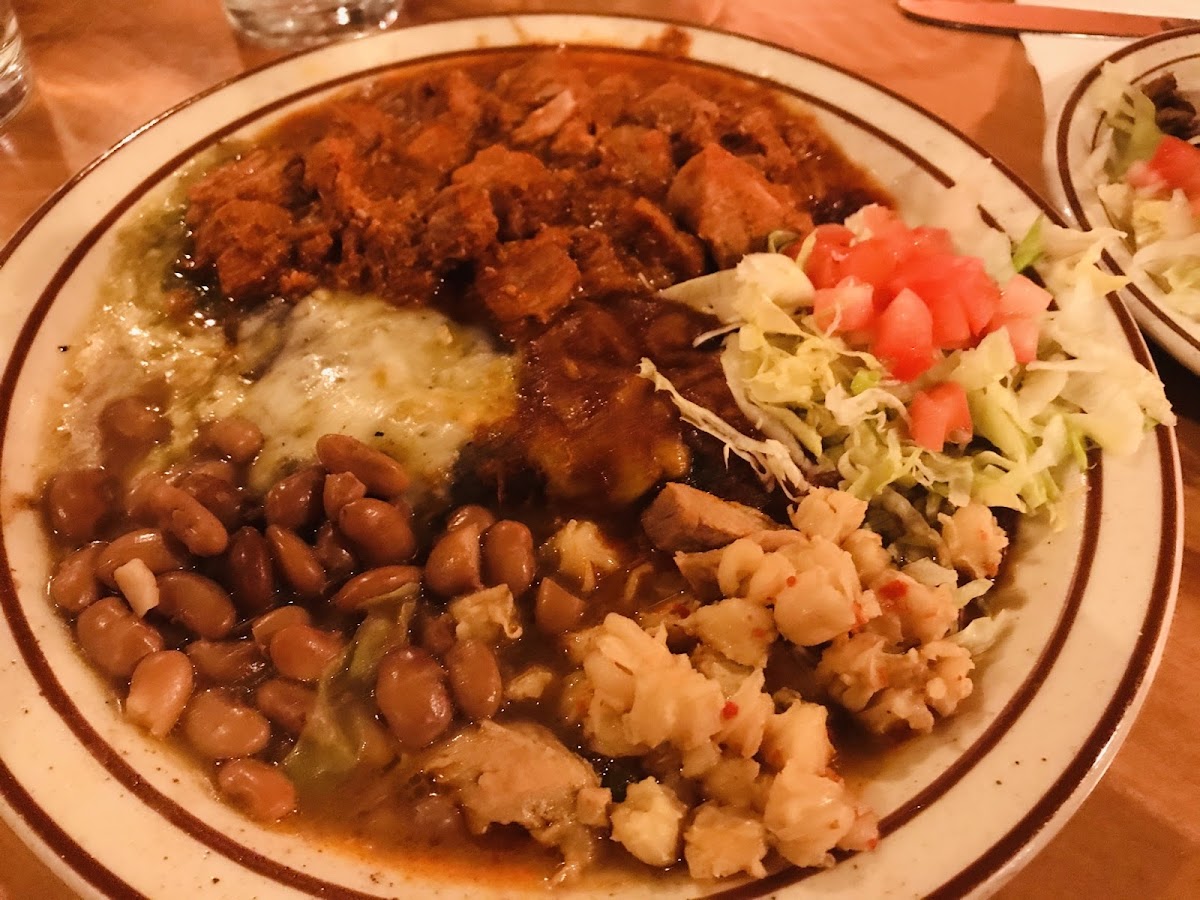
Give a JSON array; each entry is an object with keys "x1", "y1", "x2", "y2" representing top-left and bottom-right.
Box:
[
  {"x1": 264, "y1": 466, "x2": 324, "y2": 532},
  {"x1": 254, "y1": 678, "x2": 316, "y2": 735},
  {"x1": 137, "y1": 477, "x2": 229, "y2": 557},
  {"x1": 186, "y1": 639, "x2": 266, "y2": 685},
  {"x1": 183, "y1": 689, "x2": 271, "y2": 760},
  {"x1": 125, "y1": 650, "x2": 194, "y2": 737},
  {"x1": 314, "y1": 522, "x2": 356, "y2": 582},
  {"x1": 250, "y1": 605, "x2": 312, "y2": 650},
  {"x1": 445, "y1": 504, "x2": 496, "y2": 534},
  {"x1": 76, "y1": 596, "x2": 164, "y2": 678},
  {"x1": 44, "y1": 468, "x2": 112, "y2": 542},
  {"x1": 122, "y1": 474, "x2": 161, "y2": 524},
  {"x1": 375, "y1": 647, "x2": 453, "y2": 750},
  {"x1": 418, "y1": 612, "x2": 457, "y2": 658},
  {"x1": 49, "y1": 543, "x2": 104, "y2": 613},
  {"x1": 156, "y1": 571, "x2": 237, "y2": 640},
  {"x1": 201, "y1": 416, "x2": 264, "y2": 465},
  {"x1": 268, "y1": 625, "x2": 345, "y2": 682},
  {"x1": 176, "y1": 473, "x2": 243, "y2": 531},
  {"x1": 218, "y1": 759, "x2": 296, "y2": 821},
  {"x1": 482, "y1": 520, "x2": 536, "y2": 598},
  {"x1": 225, "y1": 526, "x2": 275, "y2": 614},
  {"x1": 96, "y1": 528, "x2": 187, "y2": 588},
  {"x1": 265, "y1": 525, "x2": 326, "y2": 600},
  {"x1": 535, "y1": 578, "x2": 586, "y2": 635},
  {"x1": 322, "y1": 471, "x2": 367, "y2": 521},
  {"x1": 183, "y1": 458, "x2": 238, "y2": 484},
  {"x1": 99, "y1": 397, "x2": 170, "y2": 450},
  {"x1": 332, "y1": 565, "x2": 422, "y2": 612},
  {"x1": 425, "y1": 525, "x2": 482, "y2": 598},
  {"x1": 446, "y1": 640, "x2": 503, "y2": 721},
  {"x1": 337, "y1": 499, "x2": 416, "y2": 567},
  {"x1": 315, "y1": 434, "x2": 409, "y2": 498}
]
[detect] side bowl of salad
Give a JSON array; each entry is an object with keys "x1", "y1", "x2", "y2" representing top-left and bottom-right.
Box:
[{"x1": 1053, "y1": 24, "x2": 1200, "y2": 375}]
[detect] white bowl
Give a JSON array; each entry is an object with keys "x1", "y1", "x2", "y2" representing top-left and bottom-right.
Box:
[{"x1": 1053, "y1": 24, "x2": 1200, "y2": 375}]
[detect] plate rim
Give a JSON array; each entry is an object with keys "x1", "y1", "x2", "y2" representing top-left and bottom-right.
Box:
[{"x1": 0, "y1": 12, "x2": 1182, "y2": 900}]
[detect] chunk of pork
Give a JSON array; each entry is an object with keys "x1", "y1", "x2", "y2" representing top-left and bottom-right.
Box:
[
  {"x1": 641, "y1": 482, "x2": 777, "y2": 553},
  {"x1": 424, "y1": 720, "x2": 609, "y2": 880},
  {"x1": 666, "y1": 143, "x2": 809, "y2": 267}
]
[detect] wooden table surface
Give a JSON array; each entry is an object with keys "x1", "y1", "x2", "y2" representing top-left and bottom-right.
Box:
[{"x1": 0, "y1": 1, "x2": 1196, "y2": 897}]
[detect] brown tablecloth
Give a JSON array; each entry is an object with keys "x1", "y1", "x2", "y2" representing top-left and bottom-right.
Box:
[{"x1": 1, "y1": 1, "x2": 1197, "y2": 897}]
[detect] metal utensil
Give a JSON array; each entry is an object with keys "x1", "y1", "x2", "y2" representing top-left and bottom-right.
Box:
[{"x1": 897, "y1": 0, "x2": 1198, "y2": 38}]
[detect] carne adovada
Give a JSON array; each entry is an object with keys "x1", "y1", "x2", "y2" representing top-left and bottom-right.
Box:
[{"x1": 41, "y1": 47, "x2": 1011, "y2": 885}]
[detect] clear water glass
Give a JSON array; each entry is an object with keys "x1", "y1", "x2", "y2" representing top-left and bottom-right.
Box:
[
  {"x1": 0, "y1": 0, "x2": 29, "y2": 128},
  {"x1": 222, "y1": 0, "x2": 403, "y2": 48}
]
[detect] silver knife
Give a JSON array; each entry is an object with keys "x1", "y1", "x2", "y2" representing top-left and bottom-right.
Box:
[{"x1": 897, "y1": 0, "x2": 1199, "y2": 38}]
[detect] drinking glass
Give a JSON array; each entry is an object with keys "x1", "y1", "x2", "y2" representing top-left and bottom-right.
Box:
[
  {"x1": 222, "y1": 0, "x2": 403, "y2": 48},
  {"x1": 0, "y1": 0, "x2": 29, "y2": 128}
]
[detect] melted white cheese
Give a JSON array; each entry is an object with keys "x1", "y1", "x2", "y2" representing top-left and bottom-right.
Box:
[
  {"x1": 239, "y1": 291, "x2": 516, "y2": 491},
  {"x1": 54, "y1": 286, "x2": 517, "y2": 496}
]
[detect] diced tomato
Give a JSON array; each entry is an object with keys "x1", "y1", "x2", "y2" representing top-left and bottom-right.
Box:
[
  {"x1": 805, "y1": 224, "x2": 855, "y2": 289},
  {"x1": 813, "y1": 278, "x2": 876, "y2": 333},
  {"x1": 1144, "y1": 135, "x2": 1200, "y2": 206},
  {"x1": 994, "y1": 315, "x2": 1040, "y2": 364},
  {"x1": 948, "y1": 257, "x2": 1000, "y2": 336},
  {"x1": 860, "y1": 204, "x2": 908, "y2": 242},
  {"x1": 921, "y1": 289, "x2": 972, "y2": 349},
  {"x1": 906, "y1": 225, "x2": 956, "y2": 260},
  {"x1": 874, "y1": 288, "x2": 935, "y2": 381},
  {"x1": 859, "y1": 209, "x2": 955, "y2": 279},
  {"x1": 837, "y1": 237, "x2": 897, "y2": 289},
  {"x1": 814, "y1": 223, "x2": 856, "y2": 245},
  {"x1": 802, "y1": 210, "x2": 1010, "y2": 370},
  {"x1": 997, "y1": 274, "x2": 1053, "y2": 320},
  {"x1": 886, "y1": 253, "x2": 1000, "y2": 338},
  {"x1": 908, "y1": 381, "x2": 972, "y2": 452}
]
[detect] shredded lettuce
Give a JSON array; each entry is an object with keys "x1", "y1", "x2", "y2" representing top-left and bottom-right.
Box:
[
  {"x1": 949, "y1": 611, "x2": 1010, "y2": 656},
  {"x1": 1011, "y1": 216, "x2": 1044, "y2": 272},
  {"x1": 1091, "y1": 63, "x2": 1200, "y2": 321},
  {"x1": 1094, "y1": 62, "x2": 1164, "y2": 177},
  {"x1": 638, "y1": 358, "x2": 809, "y2": 498},
  {"x1": 641, "y1": 201, "x2": 1173, "y2": 527}
]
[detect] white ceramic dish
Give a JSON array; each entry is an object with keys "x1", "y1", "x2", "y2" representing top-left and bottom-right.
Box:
[
  {"x1": 0, "y1": 14, "x2": 1181, "y2": 900},
  {"x1": 1053, "y1": 24, "x2": 1200, "y2": 376}
]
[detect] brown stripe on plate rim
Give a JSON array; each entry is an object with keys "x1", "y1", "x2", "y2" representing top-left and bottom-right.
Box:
[
  {"x1": 1055, "y1": 26, "x2": 1200, "y2": 353},
  {"x1": 925, "y1": 420, "x2": 1180, "y2": 899},
  {"x1": 0, "y1": 15, "x2": 1175, "y2": 899},
  {"x1": 0, "y1": 755, "x2": 148, "y2": 899}
]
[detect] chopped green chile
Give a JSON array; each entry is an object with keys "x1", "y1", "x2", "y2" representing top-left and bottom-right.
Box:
[
  {"x1": 282, "y1": 649, "x2": 365, "y2": 793},
  {"x1": 284, "y1": 596, "x2": 417, "y2": 793},
  {"x1": 347, "y1": 597, "x2": 416, "y2": 686}
]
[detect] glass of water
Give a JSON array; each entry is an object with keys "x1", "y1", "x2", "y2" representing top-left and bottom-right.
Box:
[
  {"x1": 0, "y1": 0, "x2": 29, "y2": 128},
  {"x1": 222, "y1": 0, "x2": 403, "y2": 48}
]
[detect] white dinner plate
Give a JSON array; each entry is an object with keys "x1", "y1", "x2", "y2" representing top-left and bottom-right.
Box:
[
  {"x1": 0, "y1": 14, "x2": 1182, "y2": 900},
  {"x1": 1053, "y1": 24, "x2": 1200, "y2": 376}
]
